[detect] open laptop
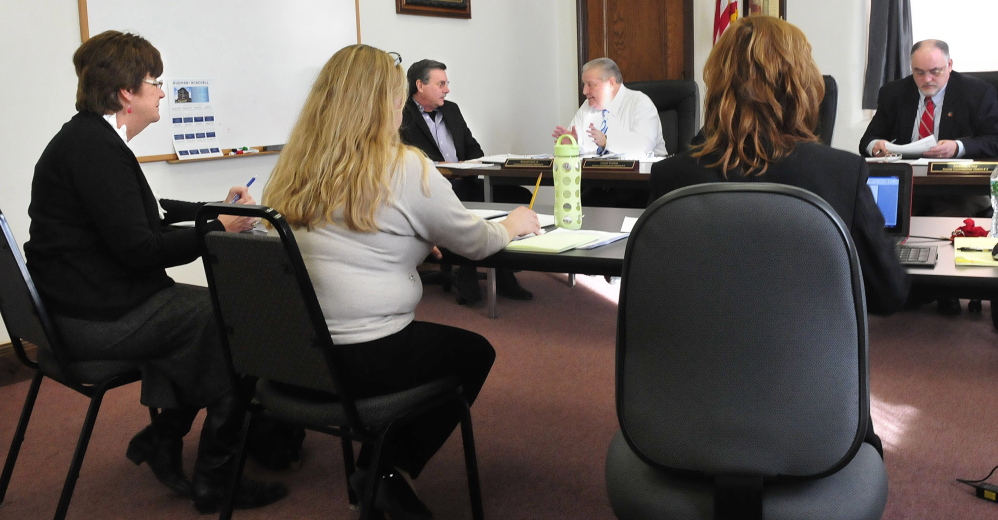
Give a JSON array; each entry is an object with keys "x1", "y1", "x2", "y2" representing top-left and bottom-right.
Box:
[{"x1": 866, "y1": 163, "x2": 937, "y2": 267}]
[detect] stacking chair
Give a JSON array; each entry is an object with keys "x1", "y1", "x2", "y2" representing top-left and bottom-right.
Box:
[
  {"x1": 628, "y1": 79, "x2": 700, "y2": 154},
  {"x1": 195, "y1": 203, "x2": 484, "y2": 520},
  {"x1": 0, "y1": 210, "x2": 153, "y2": 520},
  {"x1": 606, "y1": 184, "x2": 888, "y2": 519},
  {"x1": 817, "y1": 75, "x2": 838, "y2": 146}
]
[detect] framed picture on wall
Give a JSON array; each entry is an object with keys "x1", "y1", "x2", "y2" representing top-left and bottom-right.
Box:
[
  {"x1": 744, "y1": 0, "x2": 785, "y2": 19},
  {"x1": 396, "y1": 0, "x2": 471, "y2": 19}
]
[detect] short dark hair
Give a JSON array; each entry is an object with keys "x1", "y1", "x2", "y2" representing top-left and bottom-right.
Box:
[
  {"x1": 406, "y1": 59, "x2": 446, "y2": 97},
  {"x1": 73, "y1": 30, "x2": 163, "y2": 114},
  {"x1": 911, "y1": 39, "x2": 950, "y2": 59}
]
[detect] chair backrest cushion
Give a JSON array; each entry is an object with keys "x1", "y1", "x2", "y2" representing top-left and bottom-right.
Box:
[
  {"x1": 817, "y1": 75, "x2": 838, "y2": 146},
  {"x1": 627, "y1": 80, "x2": 700, "y2": 154},
  {"x1": 616, "y1": 183, "x2": 868, "y2": 481},
  {"x1": 963, "y1": 70, "x2": 998, "y2": 94},
  {"x1": 202, "y1": 230, "x2": 338, "y2": 395}
]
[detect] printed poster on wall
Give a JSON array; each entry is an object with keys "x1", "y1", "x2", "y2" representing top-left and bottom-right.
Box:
[{"x1": 168, "y1": 80, "x2": 223, "y2": 159}]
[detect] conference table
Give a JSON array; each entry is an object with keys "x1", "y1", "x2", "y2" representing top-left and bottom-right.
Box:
[
  {"x1": 442, "y1": 204, "x2": 998, "y2": 323},
  {"x1": 439, "y1": 203, "x2": 642, "y2": 318},
  {"x1": 440, "y1": 160, "x2": 998, "y2": 203}
]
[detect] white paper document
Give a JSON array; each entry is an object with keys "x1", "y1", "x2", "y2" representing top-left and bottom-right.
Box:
[
  {"x1": 884, "y1": 136, "x2": 937, "y2": 158},
  {"x1": 473, "y1": 154, "x2": 553, "y2": 164}
]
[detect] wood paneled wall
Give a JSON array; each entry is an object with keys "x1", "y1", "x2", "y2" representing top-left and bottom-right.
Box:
[{"x1": 578, "y1": 0, "x2": 692, "y2": 89}]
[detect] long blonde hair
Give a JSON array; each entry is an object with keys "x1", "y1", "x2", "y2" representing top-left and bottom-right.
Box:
[
  {"x1": 264, "y1": 44, "x2": 420, "y2": 231},
  {"x1": 694, "y1": 16, "x2": 824, "y2": 176}
]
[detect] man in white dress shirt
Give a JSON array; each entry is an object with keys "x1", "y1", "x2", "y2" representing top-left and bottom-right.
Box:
[
  {"x1": 552, "y1": 58, "x2": 667, "y2": 207},
  {"x1": 553, "y1": 58, "x2": 667, "y2": 158}
]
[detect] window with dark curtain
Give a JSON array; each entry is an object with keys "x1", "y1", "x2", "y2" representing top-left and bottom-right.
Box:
[{"x1": 862, "y1": 0, "x2": 913, "y2": 109}]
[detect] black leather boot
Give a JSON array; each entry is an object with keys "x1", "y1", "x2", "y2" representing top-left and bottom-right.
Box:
[
  {"x1": 190, "y1": 392, "x2": 288, "y2": 514},
  {"x1": 126, "y1": 407, "x2": 199, "y2": 497}
]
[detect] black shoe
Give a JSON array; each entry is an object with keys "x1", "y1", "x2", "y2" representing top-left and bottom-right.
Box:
[
  {"x1": 936, "y1": 297, "x2": 961, "y2": 316},
  {"x1": 455, "y1": 266, "x2": 482, "y2": 305},
  {"x1": 191, "y1": 476, "x2": 288, "y2": 514},
  {"x1": 375, "y1": 472, "x2": 433, "y2": 520},
  {"x1": 496, "y1": 270, "x2": 532, "y2": 300},
  {"x1": 126, "y1": 424, "x2": 191, "y2": 497}
]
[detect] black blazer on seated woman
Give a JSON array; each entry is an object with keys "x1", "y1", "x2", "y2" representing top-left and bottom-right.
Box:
[{"x1": 649, "y1": 142, "x2": 910, "y2": 315}]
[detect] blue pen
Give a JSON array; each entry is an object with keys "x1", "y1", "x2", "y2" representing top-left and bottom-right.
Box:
[{"x1": 229, "y1": 176, "x2": 256, "y2": 203}]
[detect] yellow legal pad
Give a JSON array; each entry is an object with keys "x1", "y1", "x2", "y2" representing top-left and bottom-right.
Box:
[
  {"x1": 504, "y1": 231, "x2": 601, "y2": 254},
  {"x1": 953, "y1": 237, "x2": 998, "y2": 266}
]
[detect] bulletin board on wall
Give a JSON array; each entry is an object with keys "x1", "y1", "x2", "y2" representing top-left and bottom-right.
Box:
[{"x1": 78, "y1": 0, "x2": 360, "y2": 163}]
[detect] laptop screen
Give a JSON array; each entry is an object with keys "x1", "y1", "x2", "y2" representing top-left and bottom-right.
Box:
[{"x1": 866, "y1": 163, "x2": 913, "y2": 239}]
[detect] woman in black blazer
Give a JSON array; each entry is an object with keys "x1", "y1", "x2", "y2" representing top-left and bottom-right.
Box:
[
  {"x1": 649, "y1": 16, "x2": 909, "y2": 317},
  {"x1": 26, "y1": 30, "x2": 285, "y2": 514}
]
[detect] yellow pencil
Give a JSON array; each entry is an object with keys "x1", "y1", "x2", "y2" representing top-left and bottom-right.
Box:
[{"x1": 528, "y1": 172, "x2": 543, "y2": 210}]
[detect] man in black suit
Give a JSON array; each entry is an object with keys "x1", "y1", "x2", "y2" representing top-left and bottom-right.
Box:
[
  {"x1": 860, "y1": 39, "x2": 998, "y2": 314},
  {"x1": 860, "y1": 40, "x2": 998, "y2": 161},
  {"x1": 401, "y1": 59, "x2": 532, "y2": 303}
]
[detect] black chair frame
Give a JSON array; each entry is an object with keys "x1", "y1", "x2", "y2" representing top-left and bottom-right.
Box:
[
  {"x1": 0, "y1": 210, "x2": 155, "y2": 520},
  {"x1": 195, "y1": 203, "x2": 484, "y2": 520}
]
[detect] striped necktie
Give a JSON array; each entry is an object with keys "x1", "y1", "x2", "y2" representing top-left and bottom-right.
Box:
[
  {"x1": 918, "y1": 97, "x2": 935, "y2": 140},
  {"x1": 596, "y1": 109, "x2": 608, "y2": 155}
]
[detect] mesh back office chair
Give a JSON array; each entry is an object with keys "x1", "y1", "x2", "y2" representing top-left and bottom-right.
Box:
[
  {"x1": 606, "y1": 184, "x2": 888, "y2": 520},
  {"x1": 0, "y1": 210, "x2": 154, "y2": 520},
  {"x1": 628, "y1": 80, "x2": 700, "y2": 154},
  {"x1": 817, "y1": 75, "x2": 838, "y2": 146},
  {"x1": 195, "y1": 203, "x2": 483, "y2": 520}
]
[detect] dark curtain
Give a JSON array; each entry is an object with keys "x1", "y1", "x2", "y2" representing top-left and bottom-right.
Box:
[{"x1": 862, "y1": 0, "x2": 913, "y2": 109}]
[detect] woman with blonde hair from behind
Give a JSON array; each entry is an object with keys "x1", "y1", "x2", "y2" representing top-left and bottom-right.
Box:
[{"x1": 264, "y1": 44, "x2": 540, "y2": 519}]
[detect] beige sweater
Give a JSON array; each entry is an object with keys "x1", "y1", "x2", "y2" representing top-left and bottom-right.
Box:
[{"x1": 292, "y1": 150, "x2": 509, "y2": 344}]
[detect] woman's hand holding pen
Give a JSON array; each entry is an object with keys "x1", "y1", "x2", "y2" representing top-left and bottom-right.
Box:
[
  {"x1": 501, "y1": 206, "x2": 542, "y2": 239},
  {"x1": 219, "y1": 185, "x2": 258, "y2": 232}
]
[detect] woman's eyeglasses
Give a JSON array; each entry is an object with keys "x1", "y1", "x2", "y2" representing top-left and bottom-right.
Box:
[
  {"x1": 388, "y1": 52, "x2": 402, "y2": 67},
  {"x1": 143, "y1": 79, "x2": 164, "y2": 89}
]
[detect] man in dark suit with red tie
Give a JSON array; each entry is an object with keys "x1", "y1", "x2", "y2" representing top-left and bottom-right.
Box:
[
  {"x1": 400, "y1": 59, "x2": 533, "y2": 303},
  {"x1": 860, "y1": 39, "x2": 998, "y2": 160},
  {"x1": 861, "y1": 39, "x2": 998, "y2": 314}
]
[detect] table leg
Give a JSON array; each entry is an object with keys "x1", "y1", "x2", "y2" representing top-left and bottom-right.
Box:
[
  {"x1": 483, "y1": 176, "x2": 493, "y2": 203},
  {"x1": 567, "y1": 273, "x2": 576, "y2": 287},
  {"x1": 486, "y1": 268, "x2": 497, "y2": 319}
]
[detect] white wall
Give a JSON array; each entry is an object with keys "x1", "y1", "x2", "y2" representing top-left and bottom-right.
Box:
[
  {"x1": 357, "y1": 0, "x2": 580, "y2": 155},
  {"x1": 0, "y1": 0, "x2": 578, "y2": 344},
  {"x1": 911, "y1": 0, "x2": 998, "y2": 72}
]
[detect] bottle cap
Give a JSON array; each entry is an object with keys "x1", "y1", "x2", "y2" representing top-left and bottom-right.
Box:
[{"x1": 554, "y1": 134, "x2": 579, "y2": 157}]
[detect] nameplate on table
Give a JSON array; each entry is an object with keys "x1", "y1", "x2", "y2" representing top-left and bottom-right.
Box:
[
  {"x1": 581, "y1": 159, "x2": 639, "y2": 172},
  {"x1": 504, "y1": 158, "x2": 554, "y2": 169},
  {"x1": 928, "y1": 162, "x2": 998, "y2": 175}
]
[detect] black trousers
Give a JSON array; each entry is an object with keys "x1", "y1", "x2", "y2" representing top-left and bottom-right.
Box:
[
  {"x1": 336, "y1": 320, "x2": 496, "y2": 478},
  {"x1": 53, "y1": 283, "x2": 231, "y2": 409}
]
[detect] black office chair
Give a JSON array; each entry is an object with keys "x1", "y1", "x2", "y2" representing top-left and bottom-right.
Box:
[
  {"x1": 628, "y1": 80, "x2": 700, "y2": 154},
  {"x1": 0, "y1": 210, "x2": 155, "y2": 520},
  {"x1": 195, "y1": 203, "x2": 483, "y2": 520},
  {"x1": 606, "y1": 183, "x2": 887, "y2": 519},
  {"x1": 963, "y1": 70, "x2": 998, "y2": 93},
  {"x1": 817, "y1": 75, "x2": 838, "y2": 146}
]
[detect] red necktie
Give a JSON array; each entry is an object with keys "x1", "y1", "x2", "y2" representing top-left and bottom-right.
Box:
[{"x1": 919, "y1": 97, "x2": 935, "y2": 139}]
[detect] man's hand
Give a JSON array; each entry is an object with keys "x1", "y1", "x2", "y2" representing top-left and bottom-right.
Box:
[
  {"x1": 871, "y1": 140, "x2": 891, "y2": 157},
  {"x1": 587, "y1": 123, "x2": 607, "y2": 149},
  {"x1": 924, "y1": 140, "x2": 958, "y2": 159},
  {"x1": 552, "y1": 125, "x2": 578, "y2": 141}
]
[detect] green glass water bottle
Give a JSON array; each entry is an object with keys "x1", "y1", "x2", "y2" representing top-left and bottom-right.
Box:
[{"x1": 553, "y1": 134, "x2": 583, "y2": 229}]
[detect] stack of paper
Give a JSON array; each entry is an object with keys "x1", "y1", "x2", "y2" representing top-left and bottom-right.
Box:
[
  {"x1": 953, "y1": 237, "x2": 998, "y2": 266},
  {"x1": 503, "y1": 227, "x2": 628, "y2": 253},
  {"x1": 504, "y1": 231, "x2": 601, "y2": 253}
]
